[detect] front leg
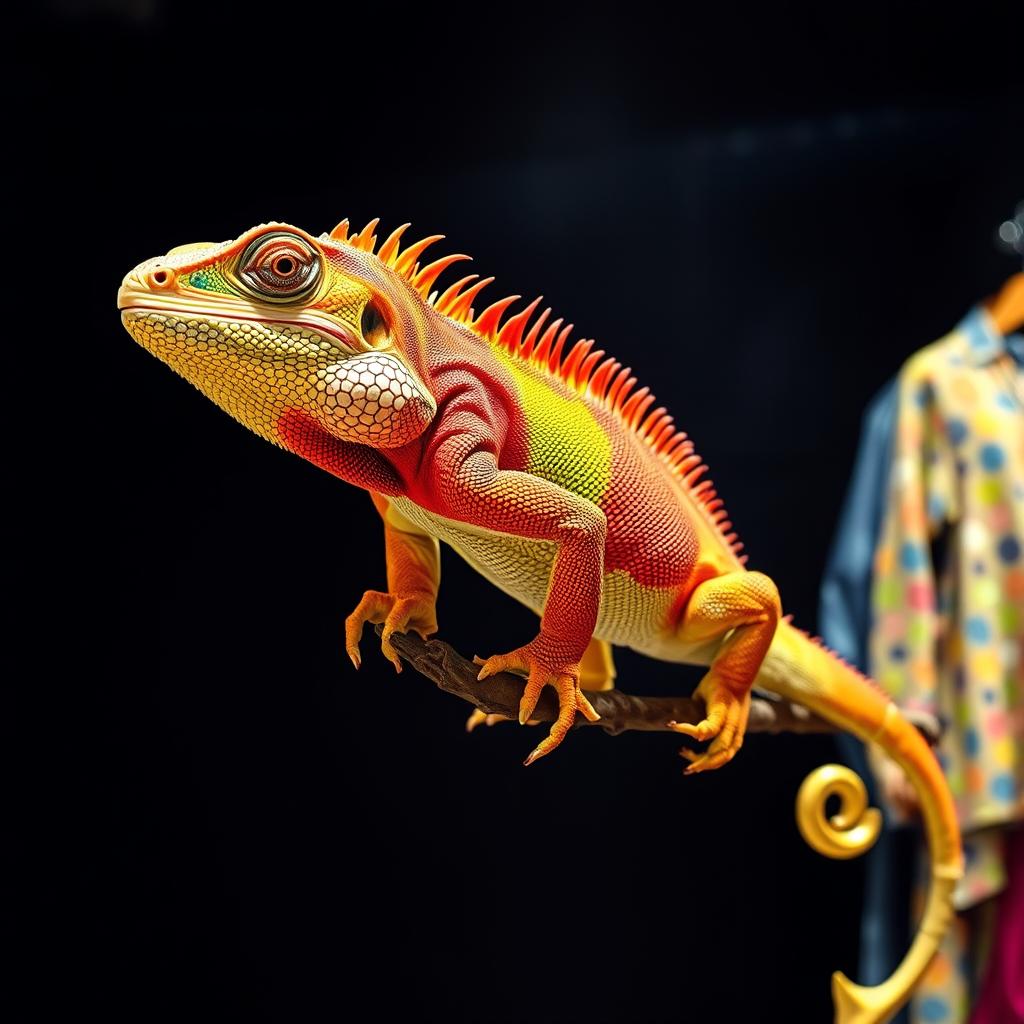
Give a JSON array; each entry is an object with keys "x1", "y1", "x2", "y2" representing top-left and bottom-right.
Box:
[
  {"x1": 435, "y1": 441, "x2": 605, "y2": 765},
  {"x1": 345, "y1": 492, "x2": 440, "y2": 672},
  {"x1": 276, "y1": 415, "x2": 441, "y2": 672}
]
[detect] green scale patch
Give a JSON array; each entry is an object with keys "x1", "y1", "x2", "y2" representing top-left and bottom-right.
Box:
[{"x1": 183, "y1": 267, "x2": 235, "y2": 294}]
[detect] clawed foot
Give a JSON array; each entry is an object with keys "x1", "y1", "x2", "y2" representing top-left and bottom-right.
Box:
[
  {"x1": 344, "y1": 589, "x2": 438, "y2": 673},
  {"x1": 475, "y1": 639, "x2": 600, "y2": 765},
  {"x1": 668, "y1": 673, "x2": 751, "y2": 774}
]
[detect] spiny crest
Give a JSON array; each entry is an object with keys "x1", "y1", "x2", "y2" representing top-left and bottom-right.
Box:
[
  {"x1": 327, "y1": 216, "x2": 746, "y2": 563},
  {"x1": 782, "y1": 616, "x2": 884, "y2": 693},
  {"x1": 326, "y1": 217, "x2": 471, "y2": 302}
]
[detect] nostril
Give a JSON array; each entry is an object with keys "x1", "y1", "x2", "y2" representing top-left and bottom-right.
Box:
[{"x1": 147, "y1": 267, "x2": 174, "y2": 289}]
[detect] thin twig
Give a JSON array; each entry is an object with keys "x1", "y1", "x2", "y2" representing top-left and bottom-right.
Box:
[{"x1": 374, "y1": 627, "x2": 939, "y2": 742}]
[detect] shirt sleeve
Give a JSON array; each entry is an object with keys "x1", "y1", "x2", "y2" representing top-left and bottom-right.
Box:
[{"x1": 868, "y1": 356, "x2": 959, "y2": 715}]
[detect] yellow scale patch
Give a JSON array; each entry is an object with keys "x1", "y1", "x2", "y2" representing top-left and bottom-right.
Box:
[{"x1": 493, "y1": 346, "x2": 612, "y2": 503}]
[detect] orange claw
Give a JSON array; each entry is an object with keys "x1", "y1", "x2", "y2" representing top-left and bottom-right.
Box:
[
  {"x1": 465, "y1": 664, "x2": 542, "y2": 732},
  {"x1": 475, "y1": 641, "x2": 600, "y2": 764},
  {"x1": 344, "y1": 589, "x2": 438, "y2": 673},
  {"x1": 465, "y1": 708, "x2": 521, "y2": 732},
  {"x1": 668, "y1": 672, "x2": 751, "y2": 774}
]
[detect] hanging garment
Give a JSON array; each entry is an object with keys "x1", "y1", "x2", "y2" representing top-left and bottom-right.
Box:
[
  {"x1": 869, "y1": 306, "x2": 1023, "y2": 839},
  {"x1": 821, "y1": 305, "x2": 1024, "y2": 1024}
]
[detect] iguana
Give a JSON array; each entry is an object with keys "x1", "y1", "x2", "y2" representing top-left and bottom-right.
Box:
[{"x1": 119, "y1": 218, "x2": 962, "y2": 1024}]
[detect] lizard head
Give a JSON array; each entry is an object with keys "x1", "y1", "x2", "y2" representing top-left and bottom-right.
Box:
[{"x1": 118, "y1": 221, "x2": 440, "y2": 449}]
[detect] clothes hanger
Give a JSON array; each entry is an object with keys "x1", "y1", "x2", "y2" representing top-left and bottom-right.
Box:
[
  {"x1": 987, "y1": 203, "x2": 1024, "y2": 336},
  {"x1": 986, "y1": 272, "x2": 1024, "y2": 337}
]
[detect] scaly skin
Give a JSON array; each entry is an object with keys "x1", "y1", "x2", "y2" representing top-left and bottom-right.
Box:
[{"x1": 120, "y1": 218, "x2": 962, "y2": 1023}]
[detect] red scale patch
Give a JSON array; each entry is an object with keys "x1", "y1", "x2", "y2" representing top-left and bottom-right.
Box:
[{"x1": 600, "y1": 413, "x2": 699, "y2": 588}]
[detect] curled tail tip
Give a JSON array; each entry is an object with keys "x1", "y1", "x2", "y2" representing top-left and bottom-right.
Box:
[
  {"x1": 832, "y1": 972, "x2": 892, "y2": 1024},
  {"x1": 796, "y1": 764, "x2": 882, "y2": 860}
]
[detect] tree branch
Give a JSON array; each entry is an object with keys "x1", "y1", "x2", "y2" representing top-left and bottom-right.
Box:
[{"x1": 375, "y1": 627, "x2": 941, "y2": 743}]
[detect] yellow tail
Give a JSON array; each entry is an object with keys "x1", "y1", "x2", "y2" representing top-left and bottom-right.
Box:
[{"x1": 756, "y1": 621, "x2": 963, "y2": 1024}]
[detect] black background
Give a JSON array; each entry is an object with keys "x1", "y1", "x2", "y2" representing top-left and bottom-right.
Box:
[{"x1": 20, "y1": 3, "x2": 1023, "y2": 1022}]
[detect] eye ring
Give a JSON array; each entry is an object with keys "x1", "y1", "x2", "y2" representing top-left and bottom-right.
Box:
[
  {"x1": 271, "y1": 254, "x2": 296, "y2": 276},
  {"x1": 237, "y1": 231, "x2": 322, "y2": 302}
]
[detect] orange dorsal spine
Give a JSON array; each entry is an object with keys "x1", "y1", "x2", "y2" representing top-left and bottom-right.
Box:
[{"x1": 332, "y1": 216, "x2": 748, "y2": 564}]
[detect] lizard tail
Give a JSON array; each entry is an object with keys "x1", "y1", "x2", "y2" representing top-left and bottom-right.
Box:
[{"x1": 755, "y1": 620, "x2": 962, "y2": 1024}]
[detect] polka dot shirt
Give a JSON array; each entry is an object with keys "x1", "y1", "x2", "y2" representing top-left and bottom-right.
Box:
[{"x1": 869, "y1": 308, "x2": 1023, "y2": 837}]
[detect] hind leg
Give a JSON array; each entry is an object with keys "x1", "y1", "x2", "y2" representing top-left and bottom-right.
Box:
[
  {"x1": 466, "y1": 637, "x2": 615, "y2": 730},
  {"x1": 669, "y1": 572, "x2": 780, "y2": 773},
  {"x1": 579, "y1": 637, "x2": 616, "y2": 691}
]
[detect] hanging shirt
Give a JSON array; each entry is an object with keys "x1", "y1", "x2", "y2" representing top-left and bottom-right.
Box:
[
  {"x1": 821, "y1": 307, "x2": 1024, "y2": 1024},
  {"x1": 869, "y1": 307, "x2": 1024, "y2": 868}
]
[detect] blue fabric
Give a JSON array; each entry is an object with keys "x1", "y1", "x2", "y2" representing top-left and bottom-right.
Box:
[
  {"x1": 819, "y1": 377, "x2": 913, "y2": 1017},
  {"x1": 1006, "y1": 332, "x2": 1024, "y2": 366},
  {"x1": 820, "y1": 377, "x2": 899, "y2": 676}
]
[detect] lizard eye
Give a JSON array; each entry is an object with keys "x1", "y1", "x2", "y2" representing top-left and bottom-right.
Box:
[
  {"x1": 360, "y1": 300, "x2": 389, "y2": 347},
  {"x1": 238, "y1": 232, "x2": 321, "y2": 301}
]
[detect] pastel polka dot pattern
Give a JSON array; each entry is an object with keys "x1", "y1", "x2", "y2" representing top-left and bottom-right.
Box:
[
  {"x1": 991, "y1": 774, "x2": 1014, "y2": 801},
  {"x1": 974, "y1": 409, "x2": 1003, "y2": 439},
  {"x1": 923, "y1": 949, "x2": 951, "y2": 988},
  {"x1": 870, "y1": 309, "x2": 1022, "y2": 836},
  {"x1": 909, "y1": 904, "x2": 972, "y2": 1024},
  {"x1": 869, "y1": 312, "x2": 1022, "y2": 1024},
  {"x1": 998, "y1": 535, "x2": 1020, "y2": 563},
  {"x1": 946, "y1": 418, "x2": 969, "y2": 445},
  {"x1": 963, "y1": 727, "x2": 980, "y2": 757},
  {"x1": 967, "y1": 649, "x2": 1000, "y2": 683},
  {"x1": 907, "y1": 617, "x2": 930, "y2": 647},
  {"x1": 969, "y1": 576, "x2": 999, "y2": 608},
  {"x1": 978, "y1": 440, "x2": 1003, "y2": 471},
  {"x1": 900, "y1": 541, "x2": 927, "y2": 571},
  {"x1": 992, "y1": 737, "x2": 1015, "y2": 768},
  {"x1": 978, "y1": 479, "x2": 1004, "y2": 505},
  {"x1": 987, "y1": 503, "x2": 1012, "y2": 531},
  {"x1": 918, "y1": 995, "x2": 950, "y2": 1021},
  {"x1": 964, "y1": 616, "x2": 990, "y2": 644},
  {"x1": 874, "y1": 578, "x2": 901, "y2": 612}
]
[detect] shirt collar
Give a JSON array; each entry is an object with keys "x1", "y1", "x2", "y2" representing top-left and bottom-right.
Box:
[
  {"x1": 958, "y1": 305, "x2": 1009, "y2": 367},
  {"x1": 1007, "y1": 333, "x2": 1024, "y2": 367}
]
